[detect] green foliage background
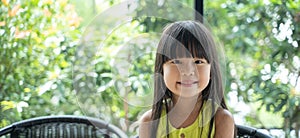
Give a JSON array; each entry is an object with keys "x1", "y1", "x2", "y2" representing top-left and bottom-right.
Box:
[
  {"x1": 205, "y1": 0, "x2": 300, "y2": 135},
  {"x1": 1, "y1": 0, "x2": 300, "y2": 137},
  {"x1": 0, "y1": 0, "x2": 82, "y2": 125}
]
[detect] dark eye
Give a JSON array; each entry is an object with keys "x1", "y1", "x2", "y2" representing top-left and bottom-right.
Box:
[
  {"x1": 171, "y1": 59, "x2": 181, "y2": 64},
  {"x1": 194, "y1": 60, "x2": 203, "y2": 64}
]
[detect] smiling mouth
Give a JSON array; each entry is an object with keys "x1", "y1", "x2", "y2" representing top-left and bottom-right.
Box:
[{"x1": 177, "y1": 81, "x2": 198, "y2": 86}]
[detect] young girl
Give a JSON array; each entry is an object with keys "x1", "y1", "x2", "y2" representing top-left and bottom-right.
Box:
[{"x1": 139, "y1": 20, "x2": 235, "y2": 138}]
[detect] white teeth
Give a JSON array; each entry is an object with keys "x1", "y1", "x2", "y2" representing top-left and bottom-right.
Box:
[{"x1": 178, "y1": 82, "x2": 197, "y2": 85}]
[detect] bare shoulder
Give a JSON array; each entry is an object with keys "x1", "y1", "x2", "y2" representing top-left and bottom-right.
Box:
[
  {"x1": 139, "y1": 110, "x2": 152, "y2": 138},
  {"x1": 215, "y1": 108, "x2": 235, "y2": 138},
  {"x1": 140, "y1": 109, "x2": 152, "y2": 122},
  {"x1": 215, "y1": 108, "x2": 234, "y2": 123}
]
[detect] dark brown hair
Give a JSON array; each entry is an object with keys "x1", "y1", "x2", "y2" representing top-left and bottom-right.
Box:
[{"x1": 150, "y1": 20, "x2": 229, "y2": 138}]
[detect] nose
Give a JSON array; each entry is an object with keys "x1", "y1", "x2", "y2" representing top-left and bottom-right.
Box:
[{"x1": 180, "y1": 61, "x2": 195, "y2": 76}]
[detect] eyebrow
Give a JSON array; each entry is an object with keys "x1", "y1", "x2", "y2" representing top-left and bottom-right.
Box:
[{"x1": 167, "y1": 58, "x2": 208, "y2": 62}]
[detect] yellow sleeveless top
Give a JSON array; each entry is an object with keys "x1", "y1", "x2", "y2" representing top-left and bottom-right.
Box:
[{"x1": 156, "y1": 100, "x2": 218, "y2": 138}]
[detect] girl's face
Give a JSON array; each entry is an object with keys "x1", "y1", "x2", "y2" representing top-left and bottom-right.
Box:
[{"x1": 163, "y1": 57, "x2": 211, "y2": 98}]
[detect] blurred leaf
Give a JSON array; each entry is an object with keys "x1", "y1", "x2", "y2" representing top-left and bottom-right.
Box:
[{"x1": 1, "y1": 101, "x2": 15, "y2": 111}]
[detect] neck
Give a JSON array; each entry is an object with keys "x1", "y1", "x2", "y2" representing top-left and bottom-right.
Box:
[
  {"x1": 170, "y1": 95, "x2": 202, "y2": 117},
  {"x1": 167, "y1": 95, "x2": 203, "y2": 128}
]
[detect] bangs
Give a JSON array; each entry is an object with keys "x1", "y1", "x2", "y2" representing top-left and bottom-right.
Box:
[{"x1": 157, "y1": 28, "x2": 209, "y2": 63}]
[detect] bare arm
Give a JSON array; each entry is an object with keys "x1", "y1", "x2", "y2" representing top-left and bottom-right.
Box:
[
  {"x1": 215, "y1": 108, "x2": 235, "y2": 138},
  {"x1": 139, "y1": 110, "x2": 152, "y2": 138}
]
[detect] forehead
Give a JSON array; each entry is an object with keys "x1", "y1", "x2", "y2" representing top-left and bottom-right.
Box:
[
  {"x1": 160, "y1": 43, "x2": 207, "y2": 61},
  {"x1": 169, "y1": 57, "x2": 204, "y2": 61},
  {"x1": 159, "y1": 37, "x2": 205, "y2": 56},
  {"x1": 157, "y1": 23, "x2": 211, "y2": 63}
]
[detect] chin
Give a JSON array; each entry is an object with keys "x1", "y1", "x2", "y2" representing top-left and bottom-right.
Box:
[
  {"x1": 176, "y1": 90, "x2": 202, "y2": 98},
  {"x1": 181, "y1": 93, "x2": 201, "y2": 98}
]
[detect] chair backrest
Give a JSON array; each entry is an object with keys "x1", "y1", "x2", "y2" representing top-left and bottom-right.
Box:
[
  {"x1": 0, "y1": 115, "x2": 128, "y2": 138},
  {"x1": 237, "y1": 125, "x2": 273, "y2": 138}
]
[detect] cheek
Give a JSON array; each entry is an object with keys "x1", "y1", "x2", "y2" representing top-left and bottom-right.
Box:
[
  {"x1": 163, "y1": 66, "x2": 178, "y2": 77},
  {"x1": 163, "y1": 66, "x2": 178, "y2": 86},
  {"x1": 197, "y1": 66, "x2": 211, "y2": 85}
]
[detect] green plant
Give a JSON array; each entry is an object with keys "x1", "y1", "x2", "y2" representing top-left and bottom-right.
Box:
[{"x1": 0, "y1": 0, "x2": 81, "y2": 127}]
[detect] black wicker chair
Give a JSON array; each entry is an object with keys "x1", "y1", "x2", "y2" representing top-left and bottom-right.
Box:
[
  {"x1": 134, "y1": 125, "x2": 273, "y2": 138},
  {"x1": 237, "y1": 125, "x2": 273, "y2": 138},
  {"x1": 0, "y1": 115, "x2": 128, "y2": 138}
]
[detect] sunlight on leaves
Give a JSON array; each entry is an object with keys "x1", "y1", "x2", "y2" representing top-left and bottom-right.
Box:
[{"x1": 1, "y1": 101, "x2": 16, "y2": 111}]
